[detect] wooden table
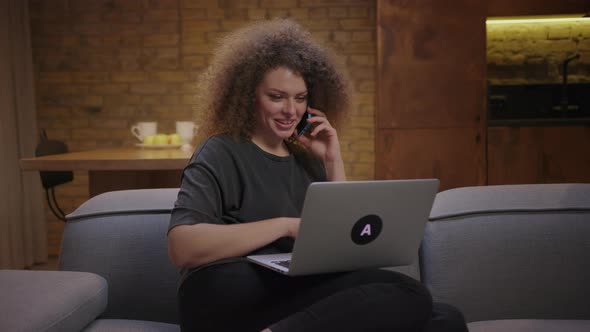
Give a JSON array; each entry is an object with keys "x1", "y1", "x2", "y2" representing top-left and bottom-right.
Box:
[{"x1": 20, "y1": 147, "x2": 193, "y2": 197}]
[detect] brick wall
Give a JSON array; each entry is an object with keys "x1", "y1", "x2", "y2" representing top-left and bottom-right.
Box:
[
  {"x1": 28, "y1": 0, "x2": 376, "y2": 256},
  {"x1": 487, "y1": 20, "x2": 590, "y2": 84}
]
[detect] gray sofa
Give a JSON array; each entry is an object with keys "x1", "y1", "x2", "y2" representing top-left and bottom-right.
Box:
[{"x1": 1, "y1": 183, "x2": 589, "y2": 331}]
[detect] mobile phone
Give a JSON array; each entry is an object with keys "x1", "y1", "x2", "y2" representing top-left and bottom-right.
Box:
[
  {"x1": 296, "y1": 111, "x2": 312, "y2": 136},
  {"x1": 296, "y1": 94, "x2": 313, "y2": 136}
]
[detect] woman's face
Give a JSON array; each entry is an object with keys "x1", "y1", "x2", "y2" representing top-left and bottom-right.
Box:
[{"x1": 253, "y1": 67, "x2": 308, "y2": 143}]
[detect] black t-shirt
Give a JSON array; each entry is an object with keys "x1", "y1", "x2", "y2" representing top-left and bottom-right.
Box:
[{"x1": 169, "y1": 135, "x2": 326, "y2": 274}]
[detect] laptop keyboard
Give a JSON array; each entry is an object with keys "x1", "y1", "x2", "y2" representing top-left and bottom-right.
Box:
[{"x1": 271, "y1": 260, "x2": 291, "y2": 269}]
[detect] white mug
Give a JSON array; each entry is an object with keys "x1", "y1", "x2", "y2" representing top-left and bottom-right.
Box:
[
  {"x1": 131, "y1": 122, "x2": 157, "y2": 141},
  {"x1": 176, "y1": 121, "x2": 198, "y2": 145}
]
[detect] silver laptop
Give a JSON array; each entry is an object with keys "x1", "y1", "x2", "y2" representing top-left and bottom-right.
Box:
[{"x1": 247, "y1": 179, "x2": 439, "y2": 276}]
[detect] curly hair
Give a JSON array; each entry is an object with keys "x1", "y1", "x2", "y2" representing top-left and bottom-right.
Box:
[{"x1": 194, "y1": 18, "x2": 351, "y2": 142}]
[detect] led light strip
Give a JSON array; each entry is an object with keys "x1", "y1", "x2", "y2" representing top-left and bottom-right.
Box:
[{"x1": 486, "y1": 15, "x2": 589, "y2": 25}]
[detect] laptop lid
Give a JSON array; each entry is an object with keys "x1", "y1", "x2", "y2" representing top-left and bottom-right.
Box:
[{"x1": 248, "y1": 179, "x2": 439, "y2": 276}]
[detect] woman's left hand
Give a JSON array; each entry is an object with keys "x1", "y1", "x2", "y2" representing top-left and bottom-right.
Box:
[
  {"x1": 295, "y1": 107, "x2": 341, "y2": 163},
  {"x1": 295, "y1": 108, "x2": 346, "y2": 181}
]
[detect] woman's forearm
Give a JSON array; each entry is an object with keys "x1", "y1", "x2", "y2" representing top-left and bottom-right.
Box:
[{"x1": 168, "y1": 217, "x2": 298, "y2": 269}]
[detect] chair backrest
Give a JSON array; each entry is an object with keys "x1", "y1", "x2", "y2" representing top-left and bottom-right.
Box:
[
  {"x1": 421, "y1": 183, "x2": 590, "y2": 323},
  {"x1": 35, "y1": 132, "x2": 73, "y2": 189},
  {"x1": 59, "y1": 189, "x2": 180, "y2": 324}
]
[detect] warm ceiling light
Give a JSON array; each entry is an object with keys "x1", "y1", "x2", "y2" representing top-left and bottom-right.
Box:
[{"x1": 486, "y1": 14, "x2": 589, "y2": 25}]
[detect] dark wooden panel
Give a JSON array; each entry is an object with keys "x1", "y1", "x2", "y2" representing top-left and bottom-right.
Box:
[
  {"x1": 379, "y1": 0, "x2": 486, "y2": 24},
  {"x1": 377, "y1": 0, "x2": 487, "y2": 129},
  {"x1": 488, "y1": 0, "x2": 590, "y2": 16},
  {"x1": 488, "y1": 126, "x2": 590, "y2": 185},
  {"x1": 376, "y1": 1, "x2": 487, "y2": 189},
  {"x1": 378, "y1": 10, "x2": 486, "y2": 64},
  {"x1": 376, "y1": 127, "x2": 486, "y2": 191}
]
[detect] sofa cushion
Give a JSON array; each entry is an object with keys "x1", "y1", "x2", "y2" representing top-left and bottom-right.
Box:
[
  {"x1": 468, "y1": 319, "x2": 590, "y2": 332},
  {"x1": 61, "y1": 189, "x2": 180, "y2": 324},
  {"x1": 422, "y1": 184, "x2": 590, "y2": 322},
  {"x1": 83, "y1": 319, "x2": 180, "y2": 332},
  {"x1": 0, "y1": 270, "x2": 107, "y2": 332}
]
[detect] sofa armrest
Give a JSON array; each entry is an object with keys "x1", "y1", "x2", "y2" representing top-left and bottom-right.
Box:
[
  {"x1": 0, "y1": 270, "x2": 107, "y2": 332},
  {"x1": 60, "y1": 189, "x2": 180, "y2": 324},
  {"x1": 421, "y1": 183, "x2": 590, "y2": 322}
]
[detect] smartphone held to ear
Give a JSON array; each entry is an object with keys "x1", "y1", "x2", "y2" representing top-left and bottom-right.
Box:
[
  {"x1": 296, "y1": 92, "x2": 313, "y2": 136},
  {"x1": 296, "y1": 111, "x2": 312, "y2": 136}
]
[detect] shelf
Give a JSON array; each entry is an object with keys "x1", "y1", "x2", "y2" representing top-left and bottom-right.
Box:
[{"x1": 488, "y1": 117, "x2": 590, "y2": 127}]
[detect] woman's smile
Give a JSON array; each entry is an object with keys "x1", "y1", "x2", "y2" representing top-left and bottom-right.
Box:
[{"x1": 274, "y1": 118, "x2": 296, "y2": 129}]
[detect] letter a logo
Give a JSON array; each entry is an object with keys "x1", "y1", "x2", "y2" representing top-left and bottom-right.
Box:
[
  {"x1": 351, "y1": 215, "x2": 383, "y2": 245},
  {"x1": 360, "y1": 224, "x2": 372, "y2": 236}
]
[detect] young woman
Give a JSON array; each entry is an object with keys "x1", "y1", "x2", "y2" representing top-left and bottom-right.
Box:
[{"x1": 168, "y1": 19, "x2": 467, "y2": 332}]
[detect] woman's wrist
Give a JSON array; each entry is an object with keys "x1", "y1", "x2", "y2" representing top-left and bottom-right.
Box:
[
  {"x1": 270, "y1": 217, "x2": 298, "y2": 238},
  {"x1": 324, "y1": 158, "x2": 346, "y2": 181}
]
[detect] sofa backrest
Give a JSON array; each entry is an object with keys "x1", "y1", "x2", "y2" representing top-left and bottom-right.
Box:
[
  {"x1": 59, "y1": 189, "x2": 180, "y2": 324},
  {"x1": 421, "y1": 183, "x2": 590, "y2": 323}
]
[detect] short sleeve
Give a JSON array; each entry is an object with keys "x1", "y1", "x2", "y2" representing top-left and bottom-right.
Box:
[{"x1": 168, "y1": 138, "x2": 236, "y2": 232}]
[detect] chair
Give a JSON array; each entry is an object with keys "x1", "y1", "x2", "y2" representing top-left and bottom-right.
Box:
[{"x1": 35, "y1": 130, "x2": 73, "y2": 221}]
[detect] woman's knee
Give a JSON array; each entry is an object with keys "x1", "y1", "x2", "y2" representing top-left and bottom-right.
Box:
[{"x1": 358, "y1": 269, "x2": 432, "y2": 299}]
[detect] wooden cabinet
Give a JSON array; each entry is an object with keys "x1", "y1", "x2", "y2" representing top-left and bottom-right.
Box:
[
  {"x1": 488, "y1": 126, "x2": 590, "y2": 185},
  {"x1": 376, "y1": 0, "x2": 487, "y2": 190}
]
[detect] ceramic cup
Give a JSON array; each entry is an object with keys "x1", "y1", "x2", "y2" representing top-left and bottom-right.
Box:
[
  {"x1": 131, "y1": 122, "x2": 157, "y2": 142},
  {"x1": 176, "y1": 121, "x2": 198, "y2": 145}
]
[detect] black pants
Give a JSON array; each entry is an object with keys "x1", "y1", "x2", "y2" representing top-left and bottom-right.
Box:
[{"x1": 178, "y1": 261, "x2": 467, "y2": 332}]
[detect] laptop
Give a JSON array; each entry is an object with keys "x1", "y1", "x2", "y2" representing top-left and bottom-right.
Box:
[{"x1": 247, "y1": 179, "x2": 439, "y2": 276}]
